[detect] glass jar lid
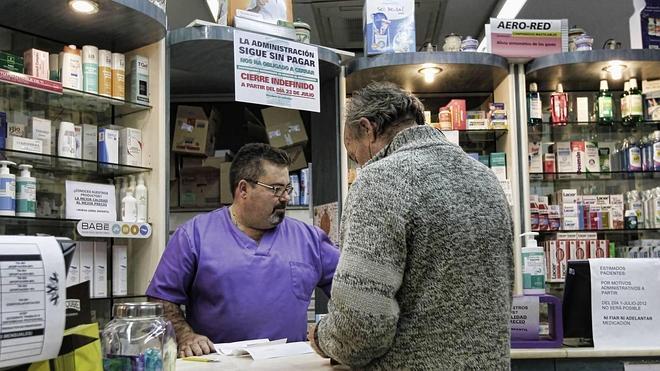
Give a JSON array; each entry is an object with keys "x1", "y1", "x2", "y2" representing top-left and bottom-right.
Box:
[{"x1": 113, "y1": 302, "x2": 164, "y2": 319}]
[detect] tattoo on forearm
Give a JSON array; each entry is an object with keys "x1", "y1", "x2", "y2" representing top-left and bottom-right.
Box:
[{"x1": 149, "y1": 297, "x2": 193, "y2": 341}]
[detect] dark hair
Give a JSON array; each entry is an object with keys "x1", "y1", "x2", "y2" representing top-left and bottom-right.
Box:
[
  {"x1": 229, "y1": 143, "x2": 291, "y2": 194},
  {"x1": 346, "y1": 81, "x2": 425, "y2": 138}
]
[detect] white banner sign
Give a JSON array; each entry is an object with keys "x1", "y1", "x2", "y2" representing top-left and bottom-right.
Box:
[
  {"x1": 590, "y1": 258, "x2": 660, "y2": 349},
  {"x1": 510, "y1": 295, "x2": 540, "y2": 340},
  {"x1": 77, "y1": 221, "x2": 152, "y2": 239},
  {"x1": 65, "y1": 180, "x2": 116, "y2": 221},
  {"x1": 0, "y1": 236, "x2": 65, "y2": 368},
  {"x1": 234, "y1": 30, "x2": 320, "y2": 112}
]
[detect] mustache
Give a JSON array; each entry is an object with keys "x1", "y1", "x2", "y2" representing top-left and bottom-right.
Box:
[{"x1": 273, "y1": 203, "x2": 287, "y2": 211}]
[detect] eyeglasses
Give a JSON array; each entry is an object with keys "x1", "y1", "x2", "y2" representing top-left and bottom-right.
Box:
[{"x1": 245, "y1": 179, "x2": 294, "y2": 198}]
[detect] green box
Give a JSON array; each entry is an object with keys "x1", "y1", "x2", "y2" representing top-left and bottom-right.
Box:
[
  {"x1": 0, "y1": 51, "x2": 24, "y2": 73},
  {"x1": 490, "y1": 152, "x2": 507, "y2": 167},
  {"x1": 478, "y1": 155, "x2": 490, "y2": 167}
]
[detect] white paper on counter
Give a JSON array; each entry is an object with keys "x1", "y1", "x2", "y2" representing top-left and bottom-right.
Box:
[
  {"x1": 590, "y1": 258, "x2": 660, "y2": 349},
  {"x1": 246, "y1": 341, "x2": 313, "y2": 360},
  {"x1": 0, "y1": 236, "x2": 66, "y2": 368},
  {"x1": 215, "y1": 338, "x2": 286, "y2": 356}
]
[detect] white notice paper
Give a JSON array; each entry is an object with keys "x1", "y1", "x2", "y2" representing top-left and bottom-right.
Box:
[
  {"x1": 215, "y1": 338, "x2": 272, "y2": 355},
  {"x1": 65, "y1": 180, "x2": 117, "y2": 221},
  {"x1": 590, "y1": 258, "x2": 660, "y2": 349},
  {"x1": 510, "y1": 295, "x2": 540, "y2": 340},
  {"x1": 0, "y1": 236, "x2": 66, "y2": 367},
  {"x1": 246, "y1": 342, "x2": 313, "y2": 360}
]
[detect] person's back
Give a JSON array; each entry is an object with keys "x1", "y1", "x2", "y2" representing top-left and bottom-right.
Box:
[{"x1": 336, "y1": 127, "x2": 513, "y2": 369}]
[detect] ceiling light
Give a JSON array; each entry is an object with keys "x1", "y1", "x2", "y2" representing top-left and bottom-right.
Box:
[
  {"x1": 69, "y1": 0, "x2": 99, "y2": 14},
  {"x1": 418, "y1": 65, "x2": 442, "y2": 84},
  {"x1": 496, "y1": 0, "x2": 528, "y2": 19},
  {"x1": 603, "y1": 61, "x2": 627, "y2": 80}
]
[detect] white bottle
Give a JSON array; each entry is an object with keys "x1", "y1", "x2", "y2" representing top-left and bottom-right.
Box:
[
  {"x1": 60, "y1": 45, "x2": 82, "y2": 90},
  {"x1": 521, "y1": 232, "x2": 545, "y2": 295},
  {"x1": 128, "y1": 175, "x2": 136, "y2": 194},
  {"x1": 121, "y1": 191, "x2": 137, "y2": 222},
  {"x1": 58, "y1": 121, "x2": 77, "y2": 158},
  {"x1": 135, "y1": 174, "x2": 148, "y2": 223},
  {"x1": 16, "y1": 164, "x2": 36, "y2": 217},
  {"x1": 0, "y1": 161, "x2": 16, "y2": 216}
]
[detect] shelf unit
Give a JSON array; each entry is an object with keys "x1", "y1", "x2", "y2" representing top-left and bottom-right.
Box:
[
  {"x1": 344, "y1": 51, "x2": 524, "y2": 294},
  {"x1": 521, "y1": 50, "x2": 660, "y2": 270},
  {"x1": 0, "y1": 0, "x2": 168, "y2": 325}
]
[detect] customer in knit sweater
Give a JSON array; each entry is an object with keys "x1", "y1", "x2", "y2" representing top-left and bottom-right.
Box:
[{"x1": 308, "y1": 82, "x2": 514, "y2": 370}]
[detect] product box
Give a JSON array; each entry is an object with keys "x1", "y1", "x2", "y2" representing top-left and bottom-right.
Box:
[
  {"x1": 363, "y1": 0, "x2": 416, "y2": 55},
  {"x1": 28, "y1": 117, "x2": 51, "y2": 155},
  {"x1": 78, "y1": 241, "x2": 94, "y2": 297},
  {"x1": 576, "y1": 96, "x2": 590, "y2": 123},
  {"x1": 571, "y1": 239, "x2": 589, "y2": 260},
  {"x1": 570, "y1": 141, "x2": 586, "y2": 173},
  {"x1": 490, "y1": 152, "x2": 507, "y2": 181},
  {"x1": 489, "y1": 103, "x2": 508, "y2": 129},
  {"x1": 610, "y1": 194, "x2": 624, "y2": 206},
  {"x1": 582, "y1": 195, "x2": 598, "y2": 207},
  {"x1": 82, "y1": 124, "x2": 97, "y2": 161},
  {"x1": 119, "y1": 127, "x2": 142, "y2": 166},
  {"x1": 224, "y1": 0, "x2": 293, "y2": 27},
  {"x1": 556, "y1": 142, "x2": 573, "y2": 173},
  {"x1": 8, "y1": 122, "x2": 26, "y2": 137},
  {"x1": 128, "y1": 55, "x2": 149, "y2": 104},
  {"x1": 74, "y1": 125, "x2": 83, "y2": 159},
  {"x1": 584, "y1": 141, "x2": 600, "y2": 173},
  {"x1": 478, "y1": 155, "x2": 490, "y2": 167},
  {"x1": 529, "y1": 142, "x2": 542, "y2": 173},
  {"x1": 447, "y1": 99, "x2": 467, "y2": 130},
  {"x1": 562, "y1": 203, "x2": 579, "y2": 218},
  {"x1": 93, "y1": 241, "x2": 107, "y2": 298},
  {"x1": 288, "y1": 174, "x2": 300, "y2": 206},
  {"x1": 598, "y1": 147, "x2": 611, "y2": 172},
  {"x1": 0, "y1": 51, "x2": 24, "y2": 73},
  {"x1": 596, "y1": 195, "x2": 610, "y2": 205},
  {"x1": 66, "y1": 245, "x2": 80, "y2": 287},
  {"x1": 611, "y1": 205, "x2": 624, "y2": 229},
  {"x1": 285, "y1": 145, "x2": 307, "y2": 171},
  {"x1": 0, "y1": 111, "x2": 6, "y2": 149},
  {"x1": 112, "y1": 244, "x2": 128, "y2": 296},
  {"x1": 300, "y1": 168, "x2": 310, "y2": 205},
  {"x1": 98, "y1": 127, "x2": 119, "y2": 164},
  {"x1": 23, "y1": 48, "x2": 49, "y2": 79},
  {"x1": 555, "y1": 189, "x2": 577, "y2": 205},
  {"x1": 543, "y1": 153, "x2": 556, "y2": 173},
  {"x1": 552, "y1": 239, "x2": 569, "y2": 281},
  {"x1": 172, "y1": 105, "x2": 215, "y2": 156},
  {"x1": 6, "y1": 135, "x2": 43, "y2": 154},
  {"x1": 180, "y1": 167, "x2": 220, "y2": 207},
  {"x1": 261, "y1": 107, "x2": 308, "y2": 148},
  {"x1": 466, "y1": 111, "x2": 488, "y2": 129}
]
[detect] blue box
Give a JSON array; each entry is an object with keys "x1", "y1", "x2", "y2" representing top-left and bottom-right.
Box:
[{"x1": 363, "y1": 0, "x2": 416, "y2": 55}]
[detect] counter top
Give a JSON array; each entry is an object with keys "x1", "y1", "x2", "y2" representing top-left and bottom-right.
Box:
[{"x1": 174, "y1": 347, "x2": 660, "y2": 369}]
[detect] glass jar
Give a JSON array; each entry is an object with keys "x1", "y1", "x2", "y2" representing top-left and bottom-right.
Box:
[
  {"x1": 460, "y1": 36, "x2": 478, "y2": 52},
  {"x1": 294, "y1": 19, "x2": 311, "y2": 44},
  {"x1": 102, "y1": 302, "x2": 177, "y2": 371},
  {"x1": 442, "y1": 33, "x2": 462, "y2": 52}
]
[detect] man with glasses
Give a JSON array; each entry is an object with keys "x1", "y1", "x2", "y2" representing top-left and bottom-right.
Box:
[
  {"x1": 147, "y1": 143, "x2": 340, "y2": 357},
  {"x1": 308, "y1": 82, "x2": 513, "y2": 369}
]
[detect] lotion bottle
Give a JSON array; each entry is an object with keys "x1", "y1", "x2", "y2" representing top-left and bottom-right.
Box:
[
  {"x1": 135, "y1": 174, "x2": 148, "y2": 223},
  {"x1": 0, "y1": 161, "x2": 16, "y2": 216},
  {"x1": 121, "y1": 191, "x2": 137, "y2": 222},
  {"x1": 521, "y1": 232, "x2": 545, "y2": 295},
  {"x1": 16, "y1": 164, "x2": 36, "y2": 217}
]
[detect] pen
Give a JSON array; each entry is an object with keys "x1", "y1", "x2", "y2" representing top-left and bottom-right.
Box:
[{"x1": 182, "y1": 356, "x2": 221, "y2": 363}]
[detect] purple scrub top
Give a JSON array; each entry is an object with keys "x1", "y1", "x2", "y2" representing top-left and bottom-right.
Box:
[{"x1": 146, "y1": 207, "x2": 339, "y2": 343}]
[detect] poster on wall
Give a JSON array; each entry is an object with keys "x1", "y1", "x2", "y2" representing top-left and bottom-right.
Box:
[
  {"x1": 489, "y1": 18, "x2": 568, "y2": 59},
  {"x1": 314, "y1": 202, "x2": 339, "y2": 245},
  {"x1": 233, "y1": 30, "x2": 320, "y2": 112},
  {"x1": 65, "y1": 180, "x2": 116, "y2": 221},
  {"x1": 640, "y1": 1, "x2": 660, "y2": 49},
  {"x1": 590, "y1": 258, "x2": 660, "y2": 349}
]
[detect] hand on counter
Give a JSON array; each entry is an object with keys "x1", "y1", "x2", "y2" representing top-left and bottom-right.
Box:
[
  {"x1": 178, "y1": 332, "x2": 216, "y2": 358},
  {"x1": 307, "y1": 323, "x2": 327, "y2": 358}
]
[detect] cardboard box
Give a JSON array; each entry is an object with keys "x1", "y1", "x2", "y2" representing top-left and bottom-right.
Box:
[
  {"x1": 489, "y1": 103, "x2": 508, "y2": 129},
  {"x1": 172, "y1": 105, "x2": 215, "y2": 156},
  {"x1": 28, "y1": 117, "x2": 51, "y2": 155},
  {"x1": 529, "y1": 142, "x2": 542, "y2": 173},
  {"x1": 570, "y1": 141, "x2": 586, "y2": 173},
  {"x1": 226, "y1": 0, "x2": 293, "y2": 27},
  {"x1": 98, "y1": 127, "x2": 119, "y2": 164},
  {"x1": 447, "y1": 99, "x2": 467, "y2": 130},
  {"x1": 23, "y1": 48, "x2": 49, "y2": 79},
  {"x1": 93, "y1": 241, "x2": 107, "y2": 298},
  {"x1": 584, "y1": 141, "x2": 600, "y2": 173},
  {"x1": 543, "y1": 153, "x2": 556, "y2": 173},
  {"x1": 119, "y1": 127, "x2": 142, "y2": 166},
  {"x1": 128, "y1": 55, "x2": 149, "y2": 104},
  {"x1": 180, "y1": 167, "x2": 220, "y2": 207},
  {"x1": 261, "y1": 107, "x2": 308, "y2": 148},
  {"x1": 0, "y1": 51, "x2": 24, "y2": 73},
  {"x1": 82, "y1": 124, "x2": 97, "y2": 161},
  {"x1": 6, "y1": 135, "x2": 43, "y2": 154},
  {"x1": 7, "y1": 122, "x2": 26, "y2": 137},
  {"x1": 556, "y1": 141, "x2": 573, "y2": 173},
  {"x1": 286, "y1": 145, "x2": 307, "y2": 171},
  {"x1": 363, "y1": 0, "x2": 416, "y2": 55}
]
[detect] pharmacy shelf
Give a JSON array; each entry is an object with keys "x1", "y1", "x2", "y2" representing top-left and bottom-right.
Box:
[
  {"x1": 0, "y1": 72, "x2": 151, "y2": 121},
  {"x1": 0, "y1": 149, "x2": 152, "y2": 177},
  {"x1": 458, "y1": 129, "x2": 508, "y2": 143},
  {"x1": 0, "y1": 0, "x2": 166, "y2": 53},
  {"x1": 90, "y1": 294, "x2": 148, "y2": 301},
  {"x1": 537, "y1": 228, "x2": 660, "y2": 236},
  {"x1": 525, "y1": 50, "x2": 660, "y2": 92},
  {"x1": 170, "y1": 205, "x2": 310, "y2": 213},
  {"x1": 0, "y1": 215, "x2": 79, "y2": 228},
  {"x1": 169, "y1": 25, "x2": 342, "y2": 97},
  {"x1": 529, "y1": 171, "x2": 660, "y2": 183},
  {"x1": 345, "y1": 52, "x2": 509, "y2": 94},
  {"x1": 528, "y1": 122, "x2": 660, "y2": 139}
]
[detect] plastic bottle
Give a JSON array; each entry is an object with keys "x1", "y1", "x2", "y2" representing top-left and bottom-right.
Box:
[
  {"x1": 119, "y1": 177, "x2": 128, "y2": 214},
  {"x1": 550, "y1": 83, "x2": 568, "y2": 126},
  {"x1": 521, "y1": 232, "x2": 545, "y2": 295},
  {"x1": 653, "y1": 131, "x2": 660, "y2": 171},
  {"x1": 620, "y1": 81, "x2": 630, "y2": 125},
  {"x1": 628, "y1": 137, "x2": 642, "y2": 172},
  {"x1": 135, "y1": 174, "x2": 148, "y2": 223},
  {"x1": 0, "y1": 161, "x2": 16, "y2": 216},
  {"x1": 597, "y1": 80, "x2": 613, "y2": 126},
  {"x1": 121, "y1": 191, "x2": 137, "y2": 222},
  {"x1": 16, "y1": 164, "x2": 36, "y2": 217},
  {"x1": 527, "y1": 83, "x2": 542, "y2": 126},
  {"x1": 628, "y1": 78, "x2": 643, "y2": 124},
  {"x1": 620, "y1": 137, "x2": 630, "y2": 172},
  {"x1": 128, "y1": 175, "x2": 136, "y2": 194}
]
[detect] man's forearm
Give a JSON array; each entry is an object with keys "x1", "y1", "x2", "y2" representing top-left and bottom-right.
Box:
[{"x1": 149, "y1": 297, "x2": 194, "y2": 342}]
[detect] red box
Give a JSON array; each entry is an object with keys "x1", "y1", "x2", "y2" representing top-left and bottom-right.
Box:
[{"x1": 447, "y1": 99, "x2": 466, "y2": 130}]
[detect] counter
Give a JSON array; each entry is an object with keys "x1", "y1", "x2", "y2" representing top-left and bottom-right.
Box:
[{"x1": 175, "y1": 348, "x2": 660, "y2": 370}]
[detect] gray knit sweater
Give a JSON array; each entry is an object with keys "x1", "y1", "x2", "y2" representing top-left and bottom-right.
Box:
[{"x1": 317, "y1": 125, "x2": 514, "y2": 370}]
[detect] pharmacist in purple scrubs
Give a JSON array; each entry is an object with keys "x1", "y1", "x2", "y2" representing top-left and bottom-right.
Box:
[{"x1": 146, "y1": 143, "x2": 340, "y2": 358}]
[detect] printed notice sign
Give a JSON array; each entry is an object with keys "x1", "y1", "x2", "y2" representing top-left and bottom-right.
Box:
[
  {"x1": 65, "y1": 180, "x2": 116, "y2": 221},
  {"x1": 0, "y1": 236, "x2": 66, "y2": 368},
  {"x1": 510, "y1": 296, "x2": 540, "y2": 340},
  {"x1": 489, "y1": 18, "x2": 568, "y2": 59},
  {"x1": 590, "y1": 259, "x2": 660, "y2": 349},
  {"x1": 234, "y1": 30, "x2": 320, "y2": 112}
]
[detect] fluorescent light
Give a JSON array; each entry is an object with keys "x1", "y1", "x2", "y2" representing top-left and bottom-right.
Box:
[
  {"x1": 69, "y1": 0, "x2": 99, "y2": 14},
  {"x1": 418, "y1": 65, "x2": 442, "y2": 84},
  {"x1": 496, "y1": 0, "x2": 528, "y2": 19},
  {"x1": 603, "y1": 61, "x2": 627, "y2": 81}
]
